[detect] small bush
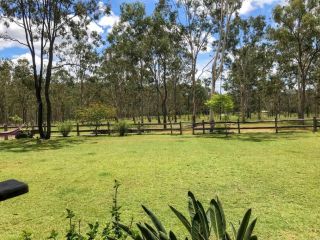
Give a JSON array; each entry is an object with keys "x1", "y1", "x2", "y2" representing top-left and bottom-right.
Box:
[
  {"x1": 113, "y1": 121, "x2": 130, "y2": 136},
  {"x1": 57, "y1": 121, "x2": 73, "y2": 137},
  {"x1": 15, "y1": 130, "x2": 33, "y2": 139}
]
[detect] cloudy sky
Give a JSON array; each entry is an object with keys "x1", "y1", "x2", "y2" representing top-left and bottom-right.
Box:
[{"x1": 0, "y1": 0, "x2": 283, "y2": 75}]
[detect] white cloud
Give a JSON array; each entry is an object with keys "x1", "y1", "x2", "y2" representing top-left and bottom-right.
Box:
[
  {"x1": 0, "y1": 10, "x2": 120, "y2": 52},
  {"x1": 0, "y1": 19, "x2": 29, "y2": 50},
  {"x1": 239, "y1": 0, "x2": 283, "y2": 15},
  {"x1": 98, "y1": 11, "x2": 119, "y2": 33}
]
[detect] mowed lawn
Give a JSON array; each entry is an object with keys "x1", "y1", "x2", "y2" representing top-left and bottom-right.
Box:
[{"x1": 0, "y1": 133, "x2": 319, "y2": 239}]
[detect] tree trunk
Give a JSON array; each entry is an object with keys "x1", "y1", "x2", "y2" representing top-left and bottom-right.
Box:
[
  {"x1": 162, "y1": 63, "x2": 168, "y2": 129},
  {"x1": 191, "y1": 59, "x2": 197, "y2": 125},
  {"x1": 173, "y1": 76, "x2": 178, "y2": 123},
  {"x1": 139, "y1": 60, "x2": 144, "y2": 123}
]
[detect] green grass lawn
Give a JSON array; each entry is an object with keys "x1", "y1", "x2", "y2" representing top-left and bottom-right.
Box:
[{"x1": 0, "y1": 133, "x2": 319, "y2": 239}]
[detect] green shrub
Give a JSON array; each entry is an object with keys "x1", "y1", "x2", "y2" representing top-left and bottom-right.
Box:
[
  {"x1": 57, "y1": 121, "x2": 73, "y2": 137},
  {"x1": 113, "y1": 121, "x2": 130, "y2": 136}
]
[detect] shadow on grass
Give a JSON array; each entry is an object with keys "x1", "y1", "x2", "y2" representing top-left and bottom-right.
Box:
[
  {"x1": 0, "y1": 137, "x2": 86, "y2": 153},
  {"x1": 190, "y1": 131, "x2": 313, "y2": 142}
]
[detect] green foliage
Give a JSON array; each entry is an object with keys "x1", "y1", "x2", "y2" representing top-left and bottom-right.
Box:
[
  {"x1": 57, "y1": 121, "x2": 74, "y2": 137},
  {"x1": 9, "y1": 114, "x2": 23, "y2": 124},
  {"x1": 111, "y1": 180, "x2": 122, "y2": 238},
  {"x1": 206, "y1": 94, "x2": 234, "y2": 114},
  {"x1": 113, "y1": 121, "x2": 130, "y2": 137},
  {"x1": 170, "y1": 191, "x2": 257, "y2": 240},
  {"x1": 75, "y1": 103, "x2": 116, "y2": 125}
]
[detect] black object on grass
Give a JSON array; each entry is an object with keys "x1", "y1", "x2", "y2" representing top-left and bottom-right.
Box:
[{"x1": 0, "y1": 179, "x2": 29, "y2": 201}]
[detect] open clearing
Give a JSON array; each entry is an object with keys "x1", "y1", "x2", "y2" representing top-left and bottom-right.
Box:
[{"x1": 0, "y1": 133, "x2": 319, "y2": 239}]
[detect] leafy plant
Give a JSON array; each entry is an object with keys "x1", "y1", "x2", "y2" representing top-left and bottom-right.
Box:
[
  {"x1": 205, "y1": 94, "x2": 234, "y2": 115},
  {"x1": 113, "y1": 121, "x2": 130, "y2": 136},
  {"x1": 205, "y1": 94, "x2": 234, "y2": 136},
  {"x1": 170, "y1": 191, "x2": 258, "y2": 240},
  {"x1": 118, "y1": 205, "x2": 177, "y2": 240},
  {"x1": 75, "y1": 103, "x2": 116, "y2": 136},
  {"x1": 57, "y1": 121, "x2": 74, "y2": 137},
  {"x1": 9, "y1": 114, "x2": 23, "y2": 125}
]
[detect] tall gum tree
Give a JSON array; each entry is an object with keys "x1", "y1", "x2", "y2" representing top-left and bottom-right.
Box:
[
  {"x1": 270, "y1": 0, "x2": 320, "y2": 119},
  {"x1": 0, "y1": 0, "x2": 109, "y2": 139},
  {"x1": 207, "y1": 0, "x2": 241, "y2": 122}
]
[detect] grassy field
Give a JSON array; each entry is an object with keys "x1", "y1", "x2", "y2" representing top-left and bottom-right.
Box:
[{"x1": 0, "y1": 133, "x2": 319, "y2": 239}]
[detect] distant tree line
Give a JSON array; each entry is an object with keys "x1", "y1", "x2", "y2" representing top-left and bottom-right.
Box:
[{"x1": 0, "y1": 0, "x2": 319, "y2": 139}]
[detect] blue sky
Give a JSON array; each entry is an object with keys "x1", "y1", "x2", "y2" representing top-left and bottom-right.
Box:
[{"x1": 0, "y1": 0, "x2": 283, "y2": 63}]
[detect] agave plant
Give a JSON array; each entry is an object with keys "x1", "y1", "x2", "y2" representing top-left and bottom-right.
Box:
[
  {"x1": 118, "y1": 205, "x2": 177, "y2": 240},
  {"x1": 170, "y1": 192, "x2": 258, "y2": 240}
]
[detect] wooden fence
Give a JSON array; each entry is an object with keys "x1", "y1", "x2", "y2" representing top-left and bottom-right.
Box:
[
  {"x1": 1, "y1": 122, "x2": 183, "y2": 137},
  {"x1": 1, "y1": 117, "x2": 320, "y2": 138},
  {"x1": 192, "y1": 117, "x2": 320, "y2": 134}
]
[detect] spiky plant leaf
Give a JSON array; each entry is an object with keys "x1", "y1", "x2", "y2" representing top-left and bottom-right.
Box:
[
  {"x1": 159, "y1": 231, "x2": 169, "y2": 240},
  {"x1": 209, "y1": 199, "x2": 225, "y2": 239},
  {"x1": 144, "y1": 223, "x2": 159, "y2": 237},
  {"x1": 195, "y1": 200, "x2": 210, "y2": 239},
  {"x1": 170, "y1": 206, "x2": 192, "y2": 234},
  {"x1": 244, "y1": 219, "x2": 257, "y2": 240},
  {"x1": 217, "y1": 197, "x2": 226, "y2": 228},
  {"x1": 142, "y1": 205, "x2": 167, "y2": 234},
  {"x1": 188, "y1": 191, "x2": 198, "y2": 219},
  {"x1": 169, "y1": 231, "x2": 178, "y2": 240},
  {"x1": 137, "y1": 223, "x2": 158, "y2": 240},
  {"x1": 236, "y1": 209, "x2": 252, "y2": 240},
  {"x1": 116, "y1": 222, "x2": 139, "y2": 239}
]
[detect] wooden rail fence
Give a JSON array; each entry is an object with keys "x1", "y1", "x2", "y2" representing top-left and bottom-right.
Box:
[
  {"x1": 192, "y1": 117, "x2": 319, "y2": 134},
  {"x1": 1, "y1": 122, "x2": 183, "y2": 137},
  {"x1": 1, "y1": 117, "x2": 320, "y2": 138}
]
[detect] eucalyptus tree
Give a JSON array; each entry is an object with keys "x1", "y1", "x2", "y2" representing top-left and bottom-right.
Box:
[
  {"x1": 56, "y1": 30, "x2": 103, "y2": 108},
  {"x1": 0, "y1": 0, "x2": 109, "y2": 139},
  {"x1": 107, "y1": 2, "x2": 151, "y2": 123},
  {"x1": 11, "y1": 59, "x2": 35, "y2": 123},
  {"x1": 226, "y1": 16, "x2": 270, "y2": 122},
  {"x1": 173, "y1": 0, "x2": 214, "y2": 123},
  {"x1": 0, "y1": 60, "x2": 12, "y2": 124},
  {"x1": 147, "y1": 0, "x2": 183, "y2": 126},
  {"x1": 270, "y1": 0, "x2": 320, "y2": 119},
  {"x1": 207, "y1": 0, "x2": 241, "y2": 122}
]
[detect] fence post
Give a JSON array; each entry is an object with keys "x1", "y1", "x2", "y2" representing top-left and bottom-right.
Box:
[
  {"x1": 107, "y1": 122, "x2": 111, "y2": 136},
  {"x1": 31, "y1": 125, "x2": 34, "y2": 135},
  {"x1": 137, "y1": 122, "x2": 142, "y2": 135},
  {"x1": 313, "y1": 117, "x2": 317, "y2": 133},
  {"x1": 76, "y1": 123, "x2": 80, "y2": 136},
  {"x1": 170, "y1": 121, "x2": 173, "y2": 135},
  {"x1": 237, "y1": 118, "x2": 241, "y2": 134},
  {"x1": 179, "y1": 121, "x2": 182, "y2": 135},
  {"x1": 202, "y1": 120, "x2": 205, "y2": 134},
  {"x1": 192, "y1": 121, "x2": 195, "y2": 135},
  {"x1": 275, "y1": 117, "x2": 278, "y2": 134},
  {"x1": 4, "y1": 124, "x2": 8, "y2": 140}
]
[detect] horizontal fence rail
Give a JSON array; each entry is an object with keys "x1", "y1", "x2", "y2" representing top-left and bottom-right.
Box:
[
  {"x1": 1, "y1": 117, "x2": 320, "y2": 138},
  {"x1": 192, "y1": 117, "x2": 319, "y2": 135},
  {"x1": 1, "y1": 121, "x2": 184, "y2": 137}
]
